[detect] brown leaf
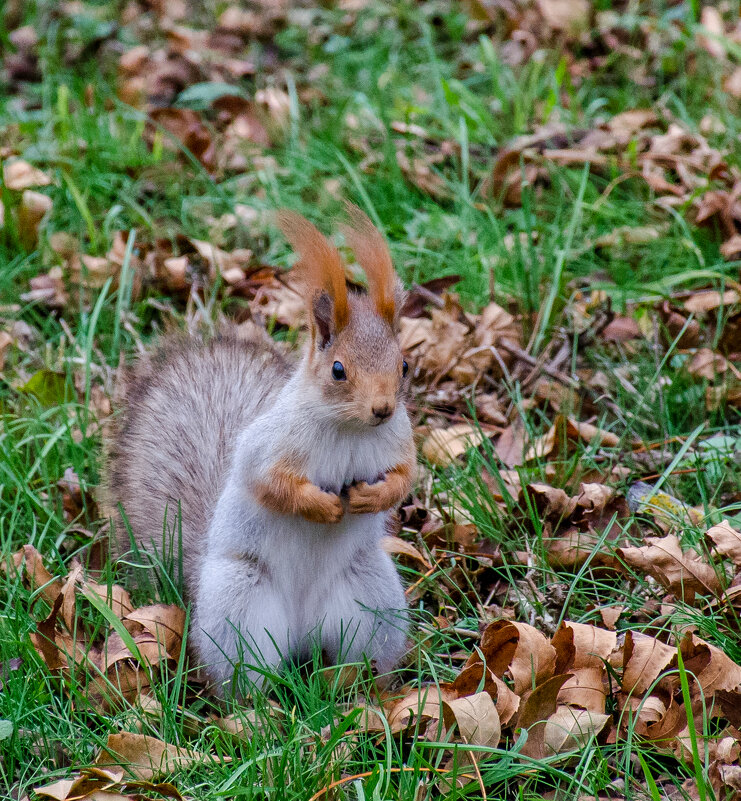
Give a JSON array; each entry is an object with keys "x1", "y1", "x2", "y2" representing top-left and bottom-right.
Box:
[
  {"x1": 621, "y1": 631, "x2": 675, "y2": 696},
  {"x1": 17, "y1": 189, "x2": 52, "y2": 249},
  {"x1": 478, "y1": 620, "x2": 556, "y2": 695},
  {"x1": 601, "y1": 316, "x2": 642, "y2": 342},
  {"x1": 535, "y1": 0, "x2": 590, "y2": 34},
  {"x1": 552, "y1": 621, "x2": 617, "y2": 673},
  {"x1": 385, "y1": 686, "x2": 452, "y2": 734},
  {"x1": 697, "y1": 7, "x2": 726, "y2": 59},
  {"x1": 421, "y1": 424, "x2": 486, "y2": 467},
  {"x1": 442, "y1": 691, "x2": 501, "y2": 750},
  {"x1": 83, "y1": 580, "x2": 134, "y2": 620},
  {"x1": 3, "y1": 159, "x2": 52, "y2": 190},
  {"x1": 721, "y1": 234, "x2": 741, "y2": 260},
  {"x1": 125, "y1": 605, "x2": 186, "y2": 660},
  {"x1": 8, "y1": 544, "x2": 62, "y2": 605},
  {"x1": 628, "y1": 687, "x2": 684, "y2": 742},
  {"x1": 543, "y1": 705, "x2": 610, "y2": 754},
  {"x1": 684, "y1": 290, "x2": 740, "y2": 314},
  {"x1": 688, "y1": 348, "x2": 729, "y2": 380},
  {"x1": 678, "y1": 632, "x2": 741, "y2": 695},
  {"x1": 380, "y1": 535, "x2": 431, "y2": 569},
  {"x1": 598, "y1": 606, "x2": 623, "y2": 630},
  {"x1": 96, "y1": 732, "x2": 204, "y2": 781},
  {"x1": 189, "y1": 239, "x2": 252, "y2": 283},
  {"x1": 21, "y1": 266, "x2": 67, "y2": 308},
  {"x1": 707, "y1": 521, "x2": 741, "y2": 566},
  {"x1": 149, "y1": 108, "x2": 215, "y2": 171},
  {"x1": 516, "y1": 674, "x2": 572, "y2": 759},
  {"x1": 618, "y1": 534, "x2": 722, "y2": 600},
  {"x1": 556, "y1": 666, "x2": 607, "y2": 714},
  {"x1": 495, "y1": 418, "x2": 526, "y2": 468},
  {"x1": 523, "y1": 415, "x2": 619, "y2": 462},
  {"x1": 34, "y1": 767, "x2": 127, "y2": 801}
]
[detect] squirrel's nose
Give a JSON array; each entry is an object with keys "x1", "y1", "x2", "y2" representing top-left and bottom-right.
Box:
[{"x1": 372, "y1": 404, "x2": 393, "y2": 421}]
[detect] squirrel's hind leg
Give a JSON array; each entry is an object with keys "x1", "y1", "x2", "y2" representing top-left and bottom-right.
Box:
[
  {"x1": 193, "y1": 554, "x2": 290, "y2": 697},
  {"x1": 319, "y1": 548, "x2": 409, "y2": 676}
]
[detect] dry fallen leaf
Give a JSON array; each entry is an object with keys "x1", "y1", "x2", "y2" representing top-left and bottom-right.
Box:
[
  {"x1": 96, "y1": 732, "x2": 206, "y2": 781},
  {"x1": 618, "y1": 534, "x2": 722, "y2": 601},
  {"x1": 621, "y1": 631, "x2": 676, "y2": 696},
  {"x1": 421, "y1": 424, "x2": 487, "y2": 467},
  {"x1": 125, "y1": 604, "x2": 186, "y2": 660},
  {"x1": 442, "y1": 691, "x2": 501, "y2": 751},
  {"x1": 380, "y1": 535, "x2": 431, "y2": 569},
  {"x1": 543, "y1": 705, "x2": 610, "y2": 754},
  {"x1": 3, "y1": 158, "x2": 52, "y2": 190},
  {"x1": 707, "y1": 521, "x2": 741, "y2": 566}
]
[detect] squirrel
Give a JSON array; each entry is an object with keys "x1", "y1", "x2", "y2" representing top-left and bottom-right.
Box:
[{"x1": 104, "y1": 204, "x2": 416, "y2": 695}]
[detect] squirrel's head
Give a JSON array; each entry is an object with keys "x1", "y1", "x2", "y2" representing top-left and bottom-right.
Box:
[{"x1": 278, "y1": 203, "x2": 408, "y2": 428}]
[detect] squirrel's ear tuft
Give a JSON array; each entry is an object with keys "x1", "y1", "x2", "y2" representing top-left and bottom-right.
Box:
[
  {"x1": 277, "y1": 210, "x2": 349, "y2": 334},
  {"x1": 341, "y1": 202, "x2": 400, "y2": 329}
]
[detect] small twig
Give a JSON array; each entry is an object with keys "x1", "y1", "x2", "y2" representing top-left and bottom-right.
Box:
[
  {"x1": 639, "y1": 466, "x2": 703, "y2": 481},
  {"x1": 497, "y1": 338, "x2": 579, "y2": 389},
  {"x1": 405, "y1": 565, "x2": 437, "y2": 597},
  {"x1": 307, "y1": 766, "x2": 477, "y2": 801},
  {"x1": 411, "y1": 283, "x2": 446, "y2": 309}
]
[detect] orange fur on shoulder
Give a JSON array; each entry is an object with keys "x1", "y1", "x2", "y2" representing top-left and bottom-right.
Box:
[
  {"x1": 341, "y1": 202, "x2": 397, "y2": 326},
  {"x1": 277, "y1": 210, "x2": 349, "y2": 332}
]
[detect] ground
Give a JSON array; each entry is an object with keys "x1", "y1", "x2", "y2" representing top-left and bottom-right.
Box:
[{"x1": 2, "y1": 1, "x2": 741, "y2": 799}]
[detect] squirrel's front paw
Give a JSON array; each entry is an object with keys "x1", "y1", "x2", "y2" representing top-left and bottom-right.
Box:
[
  {"x1": 348, "y1": 480, "x2": 392, "y2": 515},
  {"x1": 300, "y1": 486, "x2": 344, "y2": 524}
]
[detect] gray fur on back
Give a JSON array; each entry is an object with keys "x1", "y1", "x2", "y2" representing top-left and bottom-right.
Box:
[{"x1": 103, "y1": 329, "x2": 291, "y2": 595}]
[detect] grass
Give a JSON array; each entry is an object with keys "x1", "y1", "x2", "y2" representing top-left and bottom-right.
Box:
[{"x1": 2, "y1": 0, "x2": 741, "y2": 798}]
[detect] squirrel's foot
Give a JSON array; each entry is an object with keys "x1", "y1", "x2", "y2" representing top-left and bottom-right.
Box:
[
  {"x1": 348, "y1": 461, "x2": 414, "y2": 515},
  {"x1": 299, "y1": 484, "x2": 344, "y2": 524},
  {"x1": 348, "y1": 478, "x2": 396, "y2": 514}
]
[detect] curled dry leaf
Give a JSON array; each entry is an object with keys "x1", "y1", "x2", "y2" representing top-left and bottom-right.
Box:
[
  {"x1": 522, "y1": 414, "x2": 620, "y2": 463},
  {"x1": 83, "y1": 580, "x2": 134, "y2": 620},
  {"x1": 679, "y1": 632, "x2": 741, "y2": 695},
  {"x1": 212, "y1": 702, "x2": 285, "y2": 739},
  {"x1": 7, "y1": 544, "x2": 62, "y2": 605},
  {"x1": 125, "y1": 605, "x2": 186, "y2": 660},
  {"x1": 442, "y1": 691, "x2": 501, "y2": 750},
  {"x1": 380, "y1": 535, "x2": 431, "y2": 569},
  {"x1": 96, "y1": 732, "x2": 207, "y2": 781},
  {"x1": 189, "y1": 239, "x2": 252, "y2": 283},
  {"x1": 385, "y1": 685, "x2": 454, "y2": 734},
  {"x1": 251, "y1": 275, "x2": 306, "y2": 329},
  {"x1": 148, "y1": 108, "x2": 215, "y2": 171},
  {"x1": 684, "y1": 290, "x2": 740, "y2": 314},
  {"x1": 551, "y1": 622, "x2": 616, "y2": 714},
  {"x1": 34, "y1": 766, "x2": 127, "y2": 801},
  {"x1": 17, "y1": 189, "x2": 52, "y2": 248},
  {"x1": 618, "y1": 534, "x2": 722, "y2": 601},
  {"x1": 421, "y1": 424, "x2": 486, "y2": 467},
  {"x1": 707, "y1": 520, "x2": 741, "y2": 566},
  {"x1": 598, "y1": 606, "x2": 623, "y2": 631},
  {"x1": 621, "y1": 631, "x2": 676, "y2": 696},
  {"x1": 556, "y1": 666, "x2": 607, "y2": 714},
  {"x1": 688, "y1": 348, "x2": 730, "y2": 381},
  {"x1": 543, "y1": 705, "x2": 610, "y2": 754},
  {"x1": 3, "y1": 158, "x2": 52, "y2": 190},
  {"x1": 516, "y1": 674, "x2": 572, "y2": 759},
  {"x1": 552, "y1": 621, "x2": 617, "y2": 673},
  {"x1": 626, "y1": 686, "x2": 684, "y2": 743},
  {"x1": 456, "y1": 619, "x2": 556, "y2": 698}
]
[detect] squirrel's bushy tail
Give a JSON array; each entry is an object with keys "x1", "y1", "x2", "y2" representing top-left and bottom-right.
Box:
[{"x1": 102, "y1": 329, "x2": 290, "y2": 596}]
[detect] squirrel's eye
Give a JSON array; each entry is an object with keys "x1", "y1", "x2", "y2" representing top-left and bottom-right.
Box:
[
  {"x1": 332, "y1": 361, "x2": 346, "y2": 381},
  {"x1": 402, "y1": 360, "x2": 408, "y2": 377}
]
